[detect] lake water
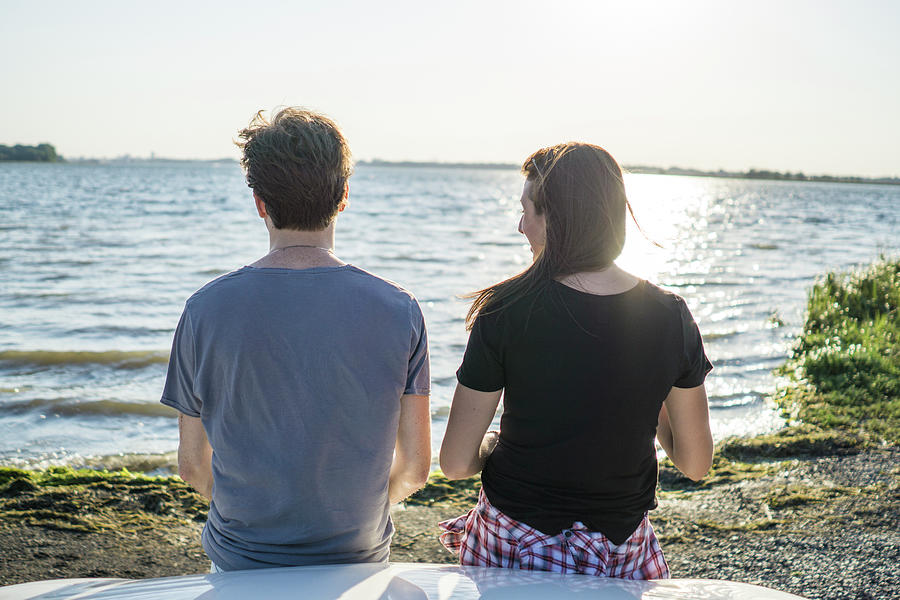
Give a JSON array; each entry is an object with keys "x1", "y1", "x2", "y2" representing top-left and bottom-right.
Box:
[{"x1": 1, "y1": 161, "x2": 898, "y2": 470}]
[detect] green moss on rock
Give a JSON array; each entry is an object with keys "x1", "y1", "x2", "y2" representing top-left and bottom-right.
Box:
[
  {"x1": 717, "y1": 425, "x2": 867, "y2": 460},
  {"x1": 0, "y1": 467, "x2": 34, "y2": 487},
  {"x1": 659, "y1": 455, "x2": 776, "y2": 490},
  {"x1": 405, "y1": 471, "x2": 480, "y2": 507},
  {"x1": 0, "y1": 466, "x2": 208, "y2": 532}
]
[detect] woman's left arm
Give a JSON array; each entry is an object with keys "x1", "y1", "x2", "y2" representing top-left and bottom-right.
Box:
[{"x1": 439, "y1": 383, "x2": 502, "y2": 480}]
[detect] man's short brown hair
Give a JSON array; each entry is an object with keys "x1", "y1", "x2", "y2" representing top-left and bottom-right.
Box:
[{"x1": 236, "y1": 107, "x2": 353, "y2": 231}]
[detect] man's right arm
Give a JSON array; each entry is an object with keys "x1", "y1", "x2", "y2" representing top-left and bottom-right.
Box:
[{"x1": 388, "y1": 394, "x2": 431, "y2": 504}]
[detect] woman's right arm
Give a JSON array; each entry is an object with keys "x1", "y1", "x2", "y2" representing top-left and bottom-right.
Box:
[
  {"x1": 657, "y1": 384, "x2": 713, "y2": 481},
  {"x1": 439, "y1": 383, "x2": 503, "y2": 480}
]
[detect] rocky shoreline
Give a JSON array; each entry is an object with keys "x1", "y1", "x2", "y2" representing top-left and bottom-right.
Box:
[{"x1": 1, "y1": 439, "x2": 898, "y2": 599}]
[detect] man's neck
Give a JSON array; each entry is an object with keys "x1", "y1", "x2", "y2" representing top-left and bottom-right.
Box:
[
  {"x1": 267, "y1": 226, "x2": 335, "y2": 253},
  {"x1": 250, "y1": 224, "x2": 345, "y2": 270}
]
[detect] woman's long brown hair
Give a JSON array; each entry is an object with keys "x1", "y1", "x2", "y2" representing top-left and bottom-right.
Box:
[{"x1": 465, "y1": 143, "x2": 633, "y2": 329}]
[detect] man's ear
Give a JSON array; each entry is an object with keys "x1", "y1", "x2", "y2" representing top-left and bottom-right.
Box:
[
  {"x1": 253, "y1": 192, "x2": 268, "y2": 219},
  {"x1": 338, "y1": 181, "x2": 350, "y2": 212}
]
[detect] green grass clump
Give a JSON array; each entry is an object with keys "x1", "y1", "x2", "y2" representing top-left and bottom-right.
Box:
[{"x1": 777, "y1": 259, "x2": 900, "y2": 445}]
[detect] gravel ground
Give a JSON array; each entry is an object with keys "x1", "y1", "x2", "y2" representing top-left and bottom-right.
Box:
[
  {"x1": 656, "y1": 449, "x2": 900, "y2": 600},
  {"x1": 1, "y1": 449, "x2": 897, "y2": 599}
]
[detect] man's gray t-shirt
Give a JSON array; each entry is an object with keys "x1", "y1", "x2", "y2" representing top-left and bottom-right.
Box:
[{"x1": 160, "y1": 265, "x2": 430, "y2": 571}]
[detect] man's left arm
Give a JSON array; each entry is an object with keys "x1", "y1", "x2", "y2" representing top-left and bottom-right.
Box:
[
  {"x1": 177, "y1": 413, "x2": 213, "y2": 499},
  {"x1": 388, "y1": 394, "x2": 431, "y2": 504}
]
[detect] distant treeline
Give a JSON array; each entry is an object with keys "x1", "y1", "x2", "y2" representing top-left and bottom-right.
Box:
[
  {"x1": 359, "y1": 159, "x2": 899, "y2": 185},
  {"x1": 0, "y1": 144, "x2": 62, "y2": 162},
  {"x1": 626, "y1": 165, "x2": 900, "y2": 186},
  {"x1": 359, "y1": 159, "x2": 518, "y2": 170}
]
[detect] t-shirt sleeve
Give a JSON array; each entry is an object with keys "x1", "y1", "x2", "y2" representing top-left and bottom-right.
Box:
[
  {"x1": 160, "y1": 307, "x2": 202, "y2": 417},
  {"x1": 456, "y1": 311, "x2": 504, "y2": 392},
  {"x1": 405, "y1": 299, "x2": 431, "y2": 395},
  {"x1": 673, "y1": 299, "x2": 713, "y2": 388}
]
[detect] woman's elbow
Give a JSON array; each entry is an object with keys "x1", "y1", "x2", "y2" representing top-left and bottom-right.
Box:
[
  {"x1": 439, "y1": 453, "x2": 470, "y2": 481},
  {"x1": 441, "y1": 467, "x2": 468, "y2": 481},
  {"x1": 682, "y1": 465, "x2": 710, "y2": 482},
  {"x1": 438, "y1": 460, "x2": 462, "y2": 480},
  {"x1": 682, "y1": 452, "x2": 714, "y2": 482}
]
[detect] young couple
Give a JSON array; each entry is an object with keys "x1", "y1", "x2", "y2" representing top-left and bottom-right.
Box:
[{"x1": 161, "y1": 107, "x2": 713, "y2": 579}]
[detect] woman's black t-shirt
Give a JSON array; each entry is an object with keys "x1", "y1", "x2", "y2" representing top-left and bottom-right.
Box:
[{"x1": 456, "y1": 279, "x2": 712, "y2": 545}]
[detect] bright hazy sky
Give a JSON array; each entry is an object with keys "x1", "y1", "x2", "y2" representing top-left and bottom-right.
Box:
[{"x1": 2, "y1": 0, "x2": 898, "y2": 176}]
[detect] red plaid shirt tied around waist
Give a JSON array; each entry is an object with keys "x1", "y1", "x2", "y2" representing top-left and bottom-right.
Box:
[{"x1": 438, "y1": 489, "x2": 669, "y2": 579}]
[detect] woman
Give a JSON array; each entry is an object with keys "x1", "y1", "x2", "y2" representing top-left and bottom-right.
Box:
[{"x1": 438, "y1": 143, "x2": 713, "y2": 579}]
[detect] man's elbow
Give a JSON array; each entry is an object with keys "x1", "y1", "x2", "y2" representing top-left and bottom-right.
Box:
[
  {"x1": 404, "y1": 453, "x2": 431, "y2": 489},
  {"x1": 178, "y1": 458, "x2": 206, "y2": 490},
  {"x1": 396, "y1": 452, "x2": 431, "y2": 488},
  {"x1": 178, "y1": 462, "x2": 196, "y2": 486},
  {"x1": 411, "y1": 462, "x2": 430, "y2": 489}
]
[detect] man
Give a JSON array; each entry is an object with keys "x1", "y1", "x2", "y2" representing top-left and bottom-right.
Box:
[{"x1": 160, "y1": 107, "x2": 431, "y2": 572}]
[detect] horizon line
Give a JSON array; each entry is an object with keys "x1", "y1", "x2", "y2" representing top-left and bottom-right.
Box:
[{"x1": 54, "y1": 156, "x2": 900, "y2": 184}]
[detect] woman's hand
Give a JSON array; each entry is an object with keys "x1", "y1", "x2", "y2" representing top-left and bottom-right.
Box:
[{"x1": 479, "y1": 430, "x2": 501, "y2": 465}]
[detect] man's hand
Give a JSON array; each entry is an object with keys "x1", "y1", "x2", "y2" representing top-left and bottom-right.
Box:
[
  {"x1": 177, "y1": 413, "x2": 213, "y2": 499},
  {"x1": 389, "y1": 394, "x2": 431, "y2": 504}
]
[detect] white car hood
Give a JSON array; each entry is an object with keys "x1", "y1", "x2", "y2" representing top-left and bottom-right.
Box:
[{"x1": 0, "y1": 562, "x2": 807, "y2": 600}]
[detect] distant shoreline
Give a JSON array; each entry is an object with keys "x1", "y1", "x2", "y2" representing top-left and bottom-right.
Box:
[
  {"x1": 0, "y1": 143, "x2": 61, "y2": 163},
  {"x1": 61, "y1": 157, "x2": 236, "y2": 166},
  {"x1": 623, "y1": 165, "x2": 900, "y2": 186},
  {"x1": 357, "y1": 159, "x2": 900, "y2": 186},
  {"x1": 8, "y1": 154, "x2": 898, "y2": 186}
]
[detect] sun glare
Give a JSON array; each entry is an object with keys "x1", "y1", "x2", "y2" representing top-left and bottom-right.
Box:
[{"x1": 618, "y1": 174, "x2": 713, "y2": 284}]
